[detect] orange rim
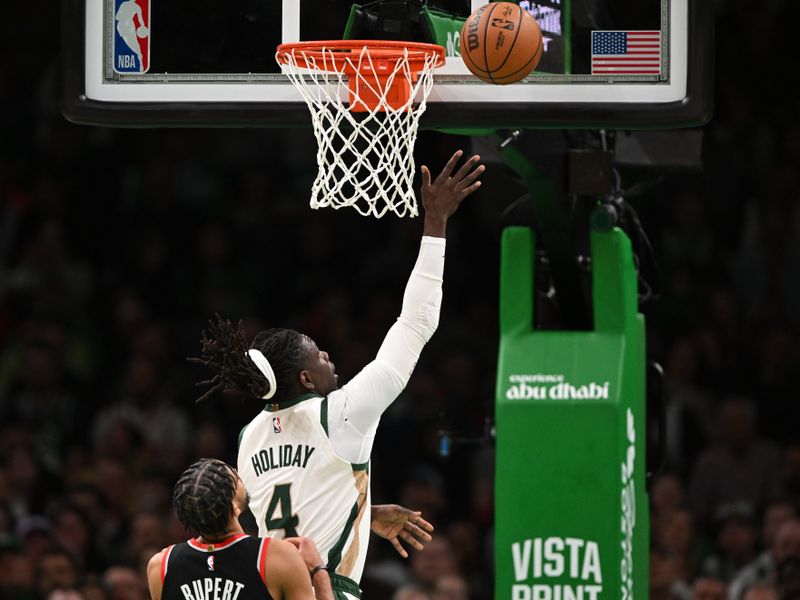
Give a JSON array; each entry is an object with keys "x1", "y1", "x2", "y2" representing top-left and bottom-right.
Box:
[{"x1": 276, "y1": 40, "x2": 446, "y2": 74}]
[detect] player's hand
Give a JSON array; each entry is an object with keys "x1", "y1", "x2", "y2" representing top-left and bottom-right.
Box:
[
  {"x1": 420, "y1": 150, "x2": 485, "y2": 237},
  {"x1": 284, "y1": 537, "x2": 324, "y2": 571},
  {"x1": 370, "y1": 504, "x2": 434, "y2": 559}
]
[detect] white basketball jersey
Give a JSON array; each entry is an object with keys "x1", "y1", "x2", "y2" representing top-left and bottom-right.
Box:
[{"x1": 237, "y1": 393, "x2": 370, "y2": 595}]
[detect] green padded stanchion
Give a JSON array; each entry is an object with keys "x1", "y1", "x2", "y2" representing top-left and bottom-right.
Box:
[{"x1": 494, "y1": 226, "x2": 648, "y2": 600}]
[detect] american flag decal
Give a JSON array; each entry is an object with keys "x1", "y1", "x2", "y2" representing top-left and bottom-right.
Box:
[{"x1": 591, "y1": 31, "x2": 661, "y2": 75}]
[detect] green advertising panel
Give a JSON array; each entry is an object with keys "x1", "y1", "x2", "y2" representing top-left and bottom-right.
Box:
[{"x1": 495, "y1": 227, "x2": 648, "y2": 600}]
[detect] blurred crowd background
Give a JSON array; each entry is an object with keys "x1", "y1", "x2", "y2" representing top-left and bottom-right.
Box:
[{"x1": 3, "y1": 1, "x2": 800, "y2": 600}]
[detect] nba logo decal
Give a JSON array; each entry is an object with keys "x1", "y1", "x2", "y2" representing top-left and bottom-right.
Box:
[
  {"x1": 273, "y1": 417, "x2": 282, "y2": 434},
  {"x1": 207, "y1": 556, "x2": 214, "y2": 571},
  {"x1": 491, "y1": 18, "x2": 515, "y2": 31},
  {"x1": 113, "y1": 0, "x2": 150, "y2": 73}
]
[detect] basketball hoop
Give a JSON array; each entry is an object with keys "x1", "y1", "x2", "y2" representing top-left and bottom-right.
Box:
[{"x1": 276, "y1": 40, "x2": 445, "y2": 218}]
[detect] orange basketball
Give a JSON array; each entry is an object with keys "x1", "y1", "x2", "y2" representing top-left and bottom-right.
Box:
[{"x1": 459, "y1": 2, "x2": 543, "y2": 84}]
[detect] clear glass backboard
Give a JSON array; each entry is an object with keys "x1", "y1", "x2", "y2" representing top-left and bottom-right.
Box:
[{"x1": 62, "y1": 0, "x2": 712, "y2": 128}]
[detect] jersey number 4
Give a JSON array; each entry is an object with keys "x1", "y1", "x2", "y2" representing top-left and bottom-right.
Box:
[{"x1": 265, "y1": 484, "x2": 299, "y2": 537}]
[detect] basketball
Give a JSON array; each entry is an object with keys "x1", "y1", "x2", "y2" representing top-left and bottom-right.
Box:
[
  {"x1": 137, "y1": 25, "x2": 148, "y2": 37},
  {"x1": 459, "y1": 2, "x2": 543, "y2": 84}
]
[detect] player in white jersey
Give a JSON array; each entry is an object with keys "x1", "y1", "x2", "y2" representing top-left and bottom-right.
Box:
[{"x1": 191, "y1": 150, "x2": 484, "y2": 599}]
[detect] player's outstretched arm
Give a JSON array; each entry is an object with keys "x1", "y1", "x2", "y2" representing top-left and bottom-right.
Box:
[
  {"x1": 326, "y1": 151, "x2": 485, "y2": 462},
  {"x1": 271, "y1": 538, "x2": 333, "y2": 600},
  {"x1": 371, "y1": 504, "x2": 434, "y2": 558},
  {"x1": 420, "y1": 150, "x2": 485, "y2": 238}
]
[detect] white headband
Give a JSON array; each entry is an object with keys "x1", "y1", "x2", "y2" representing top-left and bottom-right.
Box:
[{"x1": 246, "y1": 349, "x2": 277, "y2": 400}]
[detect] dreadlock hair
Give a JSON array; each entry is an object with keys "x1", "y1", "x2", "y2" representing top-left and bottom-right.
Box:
[
  {"x1": 250, "y1": 327, "x2": 309, "y2": 401},
  {"x1": 188, "y1": 315, "x2": 309, "y2": 406},
  {"x1": 173, "y1": 458, "x2": 237, "y2": 538}
]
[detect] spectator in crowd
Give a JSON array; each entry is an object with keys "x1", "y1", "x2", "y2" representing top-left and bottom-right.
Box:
[
  {"x1": 652, "y1": 473, "x2": 688, "y2": 518},
  {"x1": 125, "y1": 511, "x2": 166, "y2": 567},
  {"x1": 432, "y1": 574, "x2": 469, "y2": 600},
  {"x1": 655, "y1": 508, "x2": 698, "y2": 596},
  {"x1": 62, "y1": 486, "x2": 115, "y2": 555},
  {"x1": 701, "y1": 503, "x2": 759, "y2": 582},
  {"x1": 689, "y1": 398, "x2": 781, "y2": 527},
  {"x1": 1, "y1": 339, "x2": 80, "y2": 473},
  {"x1": 103, "y1": 566, "x2": 148, "y2": 600},
  {"x1": 664, "y1": 336, "x2": 715, "y2": 474},
  {"x1": 52, "y1": 504, "x2": 104, "y2": 572},
  {"x1": 391, "y1": 466, "x2": 447, "y2": 533},
  {"x1": 393, "y1": 585, "x2": 431, "y2": 600},
  {"x1": 654, "y1": 538, "x2": 707, "y2": 600},
  {"x1": 15, "y1": 516, "x2": 54, "y2": 566},
  {"x1": 691, "y1": 576, "x2": 727, "y2": 600},
  {"x1": 0, "y1": 546, "x2": 35, "y2": 600},
  {"x1": 728, "y1": 501, "x2": 797, "y2": 600},
  {"x1": 762, "y1": 501, "x2": 798, "y2": 551},
  {"x1": 3, "y1": 445, "x2": 50, "y2": 519},
  {"x1": 774, "y1": 521, "x2": 800, "y2": 599},
  {"x1": 446, "y1": 521, "x2": 485, "y2": 595},
  {"x1": 776, "y1": 556, "x2": 800, "y2": 600},
  {"x1": 91, "y1": 352, "x2": 190, "y2": 473},
  {"x1": 79, "y1": 575, "x2": 108, "y2": 600},
  {"x1": 409, "y1": 537, "x2": 459, "y2": 595},
  {"x1": 36, "y1": 548, "x2": 80, "y2": 599},
  {"x1": 741, "y1": 583, "x2": 779, "y2": 600}
]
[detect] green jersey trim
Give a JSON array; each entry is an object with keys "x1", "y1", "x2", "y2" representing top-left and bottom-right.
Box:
[
  {"x1": 237, "y1": 425, "x2": 248, "y2": 449},
  {"x1": 329, "y1": 574, "x2": 362, "y2": 599},
  {"x1": 327, "y1": 501, "x2": 360, "y2": 573},
  {"x1": 351, "y1": 461, "x2": 369, "y2": 473},
  {"x1": 262, "y1": 392, "x2": 323, "y2": 412},
  {"x1": 321, "y1": 397, "x2": 329, "y2": 436}
]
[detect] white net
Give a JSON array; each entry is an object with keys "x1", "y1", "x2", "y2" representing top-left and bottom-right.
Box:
[{"x1": 278, "y1": 44, "x2": 442, "y2": 218}]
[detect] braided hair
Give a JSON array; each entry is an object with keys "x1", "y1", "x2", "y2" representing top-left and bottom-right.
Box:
[
  {"x1": 173, "y1": 458, "x2": 238, "y2": 538},
  {"x1": 189, "y1": 315, "x2": 308, "y2": 405}
]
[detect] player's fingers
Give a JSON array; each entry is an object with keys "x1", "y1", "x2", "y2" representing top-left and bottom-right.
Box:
[
  {"x1": 399, "y1": 530, "x2": 425, "y2": 550},
  {"x1": 408, "y1": 523, "x2": 433, "y2": 542},
  {"x1": 437, "y1": 150, "x2": 464, "y2": 182},
  {"x1": 390, "y1": 537, "x2": 409, "y2": 559},
  {"x1": 283, "y1": 537, "x2": 302, "y2": 549},
  {"x1": 411, "y1": 515, "x2": 434, "y2": 533},
  {"x1": 458, "y1": 180, "x2": 482, "y2": 198},
  {"x1": 455, "y1": 164, "x2": 485, "y2": 191},
  {"x1": 453, "y1": 155, "x2": 481, "y2": 182},
  {"x1": 457, "y1": 181, "x2": 481, "y2": 202},
  {"x1": 421, "y1": 165, "x2": 432, "y2": 189},
  {"x1": 404, "y1": 522, "x2": 432, "y2": 543}
]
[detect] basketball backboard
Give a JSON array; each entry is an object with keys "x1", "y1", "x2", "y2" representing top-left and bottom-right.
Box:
[{"x1": 62, "y1": 0, "x2": 712, "y2": 129}]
